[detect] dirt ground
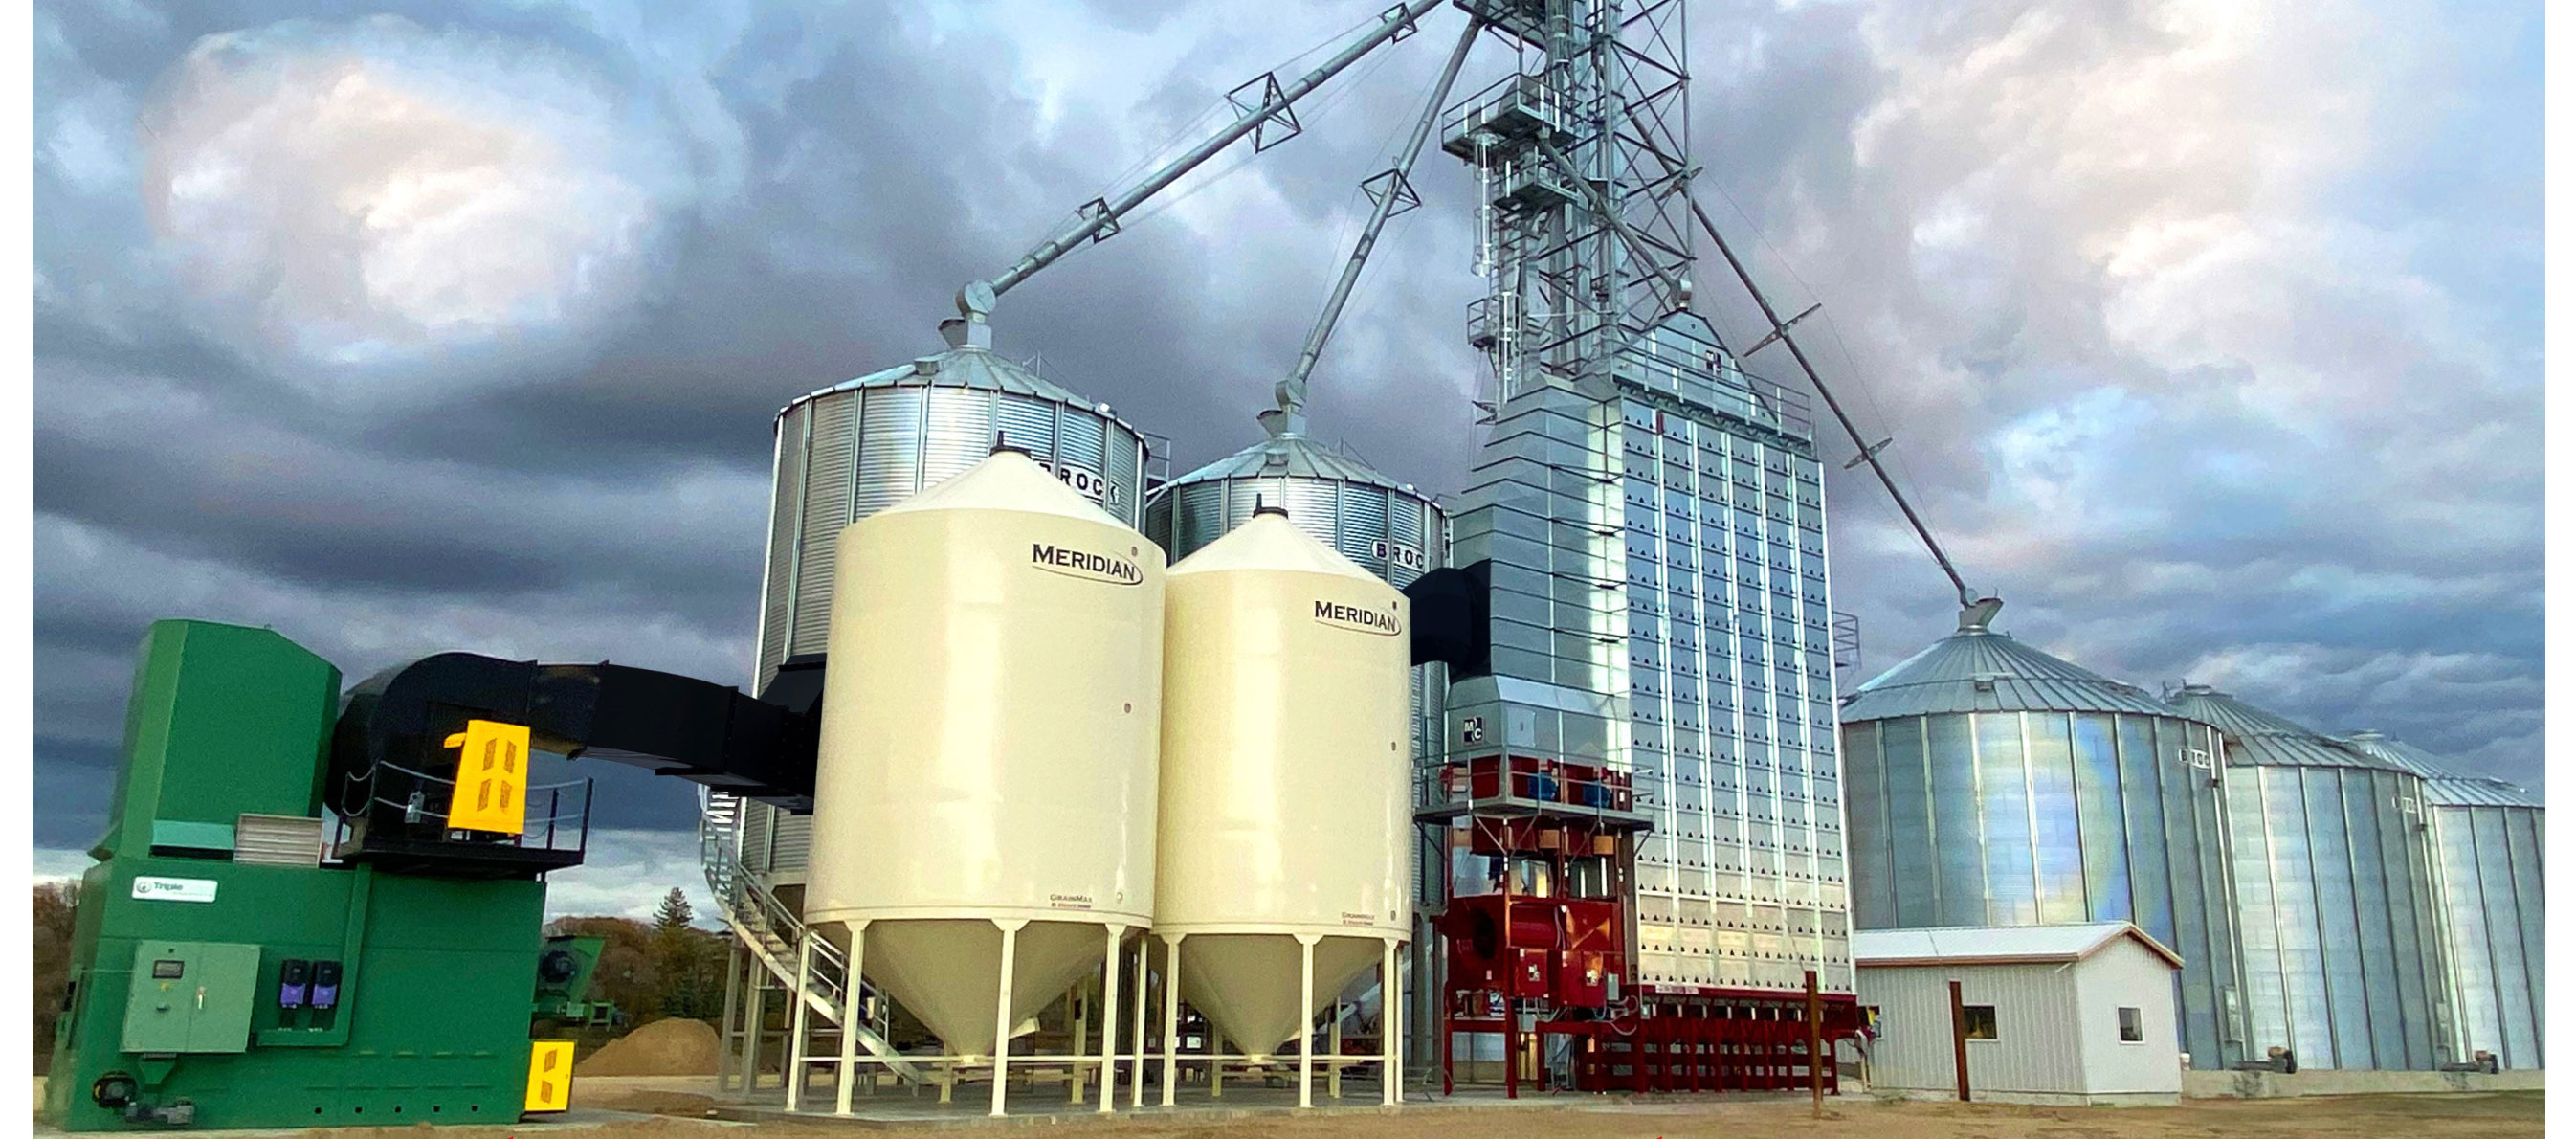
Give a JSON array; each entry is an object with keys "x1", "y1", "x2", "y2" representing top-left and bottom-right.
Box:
[
  {"x1": 555, "y1": 1083, "x2": 2543, "y2": 1139},
  {"x1": 574, "y1": 1018, "x2": 722, "y2": 1078}
]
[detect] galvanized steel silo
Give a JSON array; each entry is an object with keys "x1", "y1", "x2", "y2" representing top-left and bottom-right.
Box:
[
  {"x1": 2342, "y1": 730, "x2": 2544, "y2": 1071},
  {"x1": 1838, "y1": 609, "x2": 2246, "y2": 1069},
  {"x1": 1144, "y1": 416, "x2": 1445, "y2": 585},
  {"x1": 735, "y1": 340, "x2": 1154, "y2": 882},
  {"x1": 2170, "y1": 687, "x2": 2448, "y2": 1070}
]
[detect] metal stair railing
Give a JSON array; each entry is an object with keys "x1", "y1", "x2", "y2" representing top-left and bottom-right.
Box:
[{"x1": 700, "y1": 791, "x2": 922, "y2": 1087}]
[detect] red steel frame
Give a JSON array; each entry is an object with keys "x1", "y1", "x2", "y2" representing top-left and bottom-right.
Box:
[{"x1": 1425, "y1": 752, "x2": 1865, "y2": 1097}]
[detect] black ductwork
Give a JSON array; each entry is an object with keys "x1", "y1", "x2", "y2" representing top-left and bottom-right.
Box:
[
  {"x1": 329, "y1": 653, "x2": 825, "y2": 850},
  {"x1": 1404, "y1": 561, "x2": 1491, "y2": 678}
]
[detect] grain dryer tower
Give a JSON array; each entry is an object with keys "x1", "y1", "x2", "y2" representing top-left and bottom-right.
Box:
[
  {"x1": 803, "y1": 450, "x2": 1165, "y2": 1114},
  {"x1": 1151, "y1": 508, "x2": 1413, "y2": 1108},
  {"x1": 2341, "y1": 730, "x2": 2544, "y2": 1071},
  {"x1": 2169, "y1": 686, "x2": 2450, "y2": 1070}
]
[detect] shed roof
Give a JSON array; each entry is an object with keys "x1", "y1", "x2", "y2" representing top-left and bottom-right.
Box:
[
  {"x1": 1852, "y1": 923, "x2": 2184, "y2": 971},
  {"x1": 1838, "y1": 628, "x2": 2180, "y2": 721}
]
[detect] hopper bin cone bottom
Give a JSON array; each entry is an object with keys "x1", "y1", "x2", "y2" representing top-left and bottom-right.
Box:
[
  {"x1": 854, "y1": 920, "x2": 1107, "y2": 1058},
  {"x1": 1179, "y1": 934, "x2": 1385, "y2": 1057}
]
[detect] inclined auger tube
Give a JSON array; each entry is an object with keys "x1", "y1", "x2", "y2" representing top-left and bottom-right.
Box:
[
  {"x1": 1275, "y1": 15, "x2": 1483, "y2": 429},
  {"x1": 959, "y1": 0, "x2": 1452, "y2": 337}
]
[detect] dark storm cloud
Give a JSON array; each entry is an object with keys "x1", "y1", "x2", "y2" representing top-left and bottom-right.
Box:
[{"x1": 33, "y1": 0, "x2": 2543, "y2": 882}]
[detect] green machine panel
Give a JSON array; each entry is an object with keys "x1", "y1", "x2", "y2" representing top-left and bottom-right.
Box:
[
  {"x1": 97, "y1": 621, "x2": 339, "y2": 860},
  {"x1": 120, "y1": 943, "x2": 260, "y2": 1054}
]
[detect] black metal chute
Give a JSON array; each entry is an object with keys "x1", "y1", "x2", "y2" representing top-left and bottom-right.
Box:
[
  {"x1": 326, "y1": 653, "x2": 825, "y2": 873},
  {"x1": 1405, "y1": 561, "x2": 1491, "y2": 677},
  {"x1": 331, "y1": 652, "x2": 823, "y2": 805}
]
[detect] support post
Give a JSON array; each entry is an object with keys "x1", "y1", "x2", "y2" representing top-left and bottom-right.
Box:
[
  {"x1": 740, "y1": 954, "x2": 766, "y2": 1096},
  {"x1": 991, "y1": 920, "x2": 1025, "y2": 1118},
  {"x1": 717, "y1": 943, "x2": 744, "y2": 1095},
  {"x1": 1328, "y1": 996, "x2": 1344, "y2": 1100},
  {"x1": 1098, "y1": 926, "x2": 1122, "y2": 1114},
  {"x1": 1383, "y1": 938, "x2": 1402, "y2": 1105},
  {"x1": 1070, "y1": 977, "x2": 1090, "y2": 1106},
  {"x1": 1160, "y1": 934, "x2": 1183, "y2": 1107},
  {"x1": 838, "y1": 924, "x2": 867, "y2": 1114},
  {"x1": 1806, "y1": 970, "x2": 1823, "y2": 1119},
  {"x1": 1948, "y1": 979, "x2": 1971, "y2": 1103},
  {"x1": 787, "y1": 934, "x2": 814, "y2": 1110},
  {"x1": 1131, "y1": 945, "x2": 1148, "y2": 1107},
  {"x1": 1298, "y1": 934, "x2": 1320, "y2": 1108}
]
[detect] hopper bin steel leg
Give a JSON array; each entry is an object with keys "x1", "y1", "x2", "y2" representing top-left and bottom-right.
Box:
[
  {"x1": 1130, "y1": 945, "x2": 1148, "y2": 1107},
  {"x1": 1381, "y1": 939, "x2": 1401, "y2": 1106},
  {"x1": 991, "y1": 920, "x2": 1025, "y2": 1118},
  {"x1": 1160, "y1": 934, "x2": 1184, "y2": 1107},
  {"x1": 837, "y1": 923, "x2": 867, "y2": 1116},
  {"x1": 788, "y1": 934, "x2": 814, "y2": 1110},
  {"x1": 742, "y1": 962, "x2": 766, "y2": 1097},
  {"x1": 1298, "y1": 933, "x2": 1320, "y2": 1108},
  {"x1": 1099, "y1": 926, "x2": 1122, "y2": 1114},
  {"x1": 718, "y1": 945, "x2": 744, "y2": 1095}
]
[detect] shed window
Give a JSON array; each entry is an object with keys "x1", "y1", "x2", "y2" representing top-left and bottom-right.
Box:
[
  {"x1": 2118, "y1": 1006, "x2": 2144, "y2": 1043},
  {"x1": 1963, "y1": 1005, "x2": 1998, "y2": 1040}
]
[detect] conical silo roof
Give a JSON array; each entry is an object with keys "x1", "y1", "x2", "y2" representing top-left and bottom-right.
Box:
[
  {"x1": 2343, "y1": 730, "x2": 2542, "y2": 808},
  {"x1": 811, "y1": 342, "x2": 1099, "y2": 406},
  {"x1": 2165, "y1": 685, "x2": 2401, "y2": 771},
  {"x1": 1164, "y1": 424, "x2": 1417, "y2": 492},
  {"x1": 1839, "y1": 622, "x2": 2176, "y2": 721}
]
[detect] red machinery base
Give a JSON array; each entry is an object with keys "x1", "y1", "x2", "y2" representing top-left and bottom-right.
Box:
[{"x1": 1443, "y1": 994, "x2": 1864, "y2": 1097}]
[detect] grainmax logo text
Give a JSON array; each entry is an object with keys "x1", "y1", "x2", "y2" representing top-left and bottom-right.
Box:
[
  {"x1": 1314, "y1": 599, "x2": 1402, "y2": 636},
  {"x1": 1032, "y1": 543, "x2": 1143, "y2": 585}
]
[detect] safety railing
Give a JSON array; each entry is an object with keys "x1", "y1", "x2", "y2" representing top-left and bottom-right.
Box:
[
  {"x1": 1416, "y1": 756, "x2": 1656, "y2": 831},
  {"x1": 1441, "y1": 72, "x2": 1565, "y2": 163},
  {"x1": 698, "y1": 789, "x2": 923, "y2": 1092},
  {"x1": 333, "y1": 759, "x2": 592, "y2": 862}
]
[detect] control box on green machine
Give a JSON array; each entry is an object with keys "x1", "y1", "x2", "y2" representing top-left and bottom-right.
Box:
[{"x1": 119, "y1": 943, "x2": 260, "y2": 1055}]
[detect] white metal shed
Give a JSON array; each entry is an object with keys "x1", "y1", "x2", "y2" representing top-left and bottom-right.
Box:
[{"x1": 1854, "y1": 923, "x2": 2186, "y2": 1106}]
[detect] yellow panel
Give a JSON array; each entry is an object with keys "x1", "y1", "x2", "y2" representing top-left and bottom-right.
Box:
[
  {"x1": 444, "y1": 720, "x2": 532, "y2": 835},
  {"x1": 524, "y1": 1039, "x2": 574, "y2": 1112}
]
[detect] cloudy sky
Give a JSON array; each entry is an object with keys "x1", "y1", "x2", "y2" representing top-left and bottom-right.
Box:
[{"x1": 33, "y1": 1, "x2": 2542, "y2": 918}]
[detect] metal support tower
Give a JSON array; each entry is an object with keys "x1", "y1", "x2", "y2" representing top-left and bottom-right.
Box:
[{"x1": 1450, "y1": 0, "x2": 1695, "y2": 404}]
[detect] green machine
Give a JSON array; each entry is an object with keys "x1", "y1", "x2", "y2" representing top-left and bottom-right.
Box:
[
  {"x1": 45, "y1": 619, "x2": 827, "y2": 1129},
  {"x1": 532, "y1": 935, "x2": 625, "y2": 1030}
]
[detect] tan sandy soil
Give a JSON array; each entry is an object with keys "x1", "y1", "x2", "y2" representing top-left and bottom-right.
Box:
[{"x1": 574, "y1": 1018, "x2": 722, "y2": 1078}]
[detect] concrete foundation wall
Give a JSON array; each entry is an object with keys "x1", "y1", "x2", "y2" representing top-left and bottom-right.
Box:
[{"x1": 2182, "y1": 1068, "x2": 2544, "y2": 1099}]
